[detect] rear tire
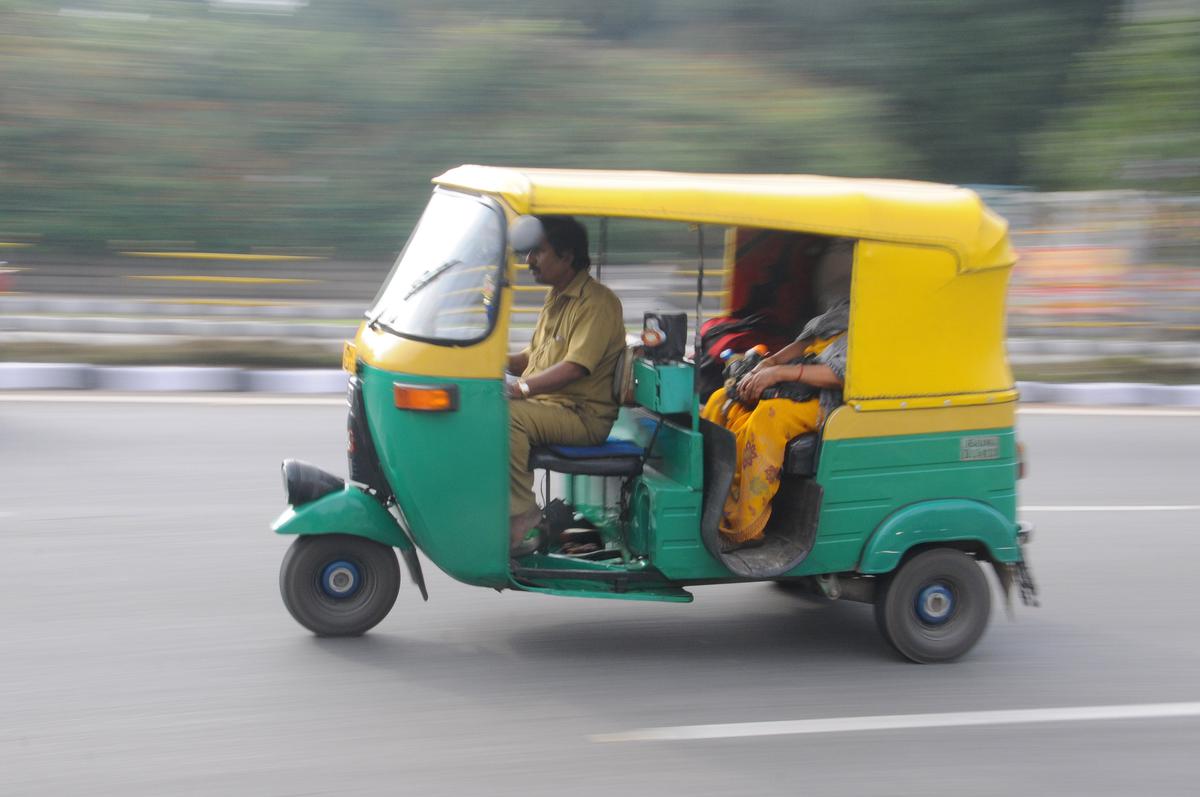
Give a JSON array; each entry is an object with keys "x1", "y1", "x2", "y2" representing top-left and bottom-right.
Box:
[
  {"x1": 280, "y1": 534, "x2": 400, "y2": 637},
  {"x1": 874, "y1": 548, "x2": 991, "y2": 663}
]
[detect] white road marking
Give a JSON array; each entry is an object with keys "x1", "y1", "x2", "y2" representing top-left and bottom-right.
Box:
[
  {"x1": 1022, "y1": 505, "x2": 1199, "y2": 512},
  {"x1": 592, "y1": 701, "x2": 1200, "y2": 743}
]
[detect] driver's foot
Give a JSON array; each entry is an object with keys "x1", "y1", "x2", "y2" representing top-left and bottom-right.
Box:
[{"x1": 509, "y1": 506, "x2": 543, "y2": 555}]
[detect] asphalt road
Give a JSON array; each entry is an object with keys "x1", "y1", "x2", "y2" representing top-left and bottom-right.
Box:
[{"x1": 2, "y1": 397, "x2": 1199, "y2": 796}]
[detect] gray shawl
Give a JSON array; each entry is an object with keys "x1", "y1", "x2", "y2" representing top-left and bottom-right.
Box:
[{"x1": 794, "y1": 298, "x2": 850, "y2": 416}]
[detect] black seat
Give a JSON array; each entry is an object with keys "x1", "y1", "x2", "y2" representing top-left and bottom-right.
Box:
[
  {"x1": 782, "y1": 432, "x2": 820, "y2": 476},
  {"x1": 528, "y1": 438, "x2": 645, "y2": 477}
]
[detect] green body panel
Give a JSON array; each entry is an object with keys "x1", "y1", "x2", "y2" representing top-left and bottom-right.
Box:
[
  {"x1": 272, "y1": 486, "x2": 413, "y2": 550},
  {"x1": 639, "y1": 468, "x2": 716, "y2": 580},
  {"x1": 645, "y1": 424, "x2": 1019, "y2": 582},
  {"x1": 359, "y1": 363, "x2": 510, "y2": 588},
  {"x1": 608, "y1": 405, "x2": 702, "y2": 489},
  {"x1": 632, "y1": 360, "x2": 695, "y2": 415},
  {"x1": 618, "y1": 409, "x2": 709, "y2": 579},
  {"x1": 346, "y1": 352, "x2": 1019, "y2": 595},
  {"x1": 784, "y1": 425, "x2": 1019, "y2": 577},
  {"x1": 857, "y1": 498, "x2": 1021, "y2": 573},
  {"x1": 646, "y1": 417, "x2": 704, "y2": 490}
]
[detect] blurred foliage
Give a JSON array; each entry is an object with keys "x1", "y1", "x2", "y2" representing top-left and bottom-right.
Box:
[
  {"x1": 1030, "y1": 15, "x2": 1200, "y2": 192},
  {"x1": 0, "y1": 0, "x2": 1192, "y2": 257}
]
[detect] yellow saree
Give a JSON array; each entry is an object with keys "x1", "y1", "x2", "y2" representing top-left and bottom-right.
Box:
[{"x1": 700, "y1": 334, "x2": 841, "y2": 544}]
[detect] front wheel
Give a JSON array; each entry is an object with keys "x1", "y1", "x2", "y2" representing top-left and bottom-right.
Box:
[
  {"x1": 874, "y1": 548, "x2": 991, "y2": 663},
  {"x1": 280, "y1": 534, "x2": 400, "y2": 636}
]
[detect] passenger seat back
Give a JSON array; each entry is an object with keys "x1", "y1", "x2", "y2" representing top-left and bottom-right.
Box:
[{"x1": 612, "y1": 345, "x2": 640, "y2": 406}]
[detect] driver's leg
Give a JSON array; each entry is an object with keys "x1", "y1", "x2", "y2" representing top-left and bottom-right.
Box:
[{"x1": 508, "y1": 399, "x2": 595, "y2": 546}]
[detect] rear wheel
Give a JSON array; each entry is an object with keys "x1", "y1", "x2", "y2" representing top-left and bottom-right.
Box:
[
  {"x1": 280, "y1": 534, "x2": 400, "y2": 637},
  {"x1": 874, "y1": 548, "x2": 991, "y2": 663}
]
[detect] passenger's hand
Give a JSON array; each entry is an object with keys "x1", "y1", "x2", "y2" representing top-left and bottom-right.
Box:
[
  {"x1": 749, "y1": 355, "x2": 776, "y2": 374},
  {"x1": 739, "y1": 365, "x2": 787, "y2": 402}
]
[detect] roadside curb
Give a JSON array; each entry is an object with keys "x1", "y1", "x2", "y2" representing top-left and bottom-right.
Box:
[{"x1": 2, "y1": 363, "x2": 1200, "y2": 405}]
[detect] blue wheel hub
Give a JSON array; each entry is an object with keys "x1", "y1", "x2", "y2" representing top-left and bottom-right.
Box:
[
  {"x1": 320, "y1": 560, "x2": 362, "y2": 599},
  {"x1": 915, "y1": 583, "x2": 955, "y2": 625}
]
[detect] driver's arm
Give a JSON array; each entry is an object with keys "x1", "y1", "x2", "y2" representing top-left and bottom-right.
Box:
[
  {"x1": 510, "y1": 286, "x2": 618, "y2": 398},
  {"x1": 510, "y1": 361, "x2": 588, "y2": 398},
  {"x1": 507, "y1": 350, "x2": 530, "y2": 375}
]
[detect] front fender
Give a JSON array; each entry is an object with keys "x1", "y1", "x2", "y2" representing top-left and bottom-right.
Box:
[
  {"x1": 857, "y1": 499, "x2": 1020, "y2": 575},
  {"x1": 273, "y1": 486, "x2": 428, "y2": 600},
  {"x1": 273, "y1": 486, "x2": 413, "y2": 552}
]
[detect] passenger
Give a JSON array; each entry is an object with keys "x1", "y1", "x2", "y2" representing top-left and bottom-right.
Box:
[
  {"x1": 506, "y1": 216, "x2": 626, "y2": 556},
  {"x1": 701, "y1": 296, "x2": 848, "y2": 549}
]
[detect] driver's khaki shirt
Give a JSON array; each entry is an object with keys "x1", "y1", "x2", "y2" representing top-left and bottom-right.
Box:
[{"x1": 522, "y1": 269, "x2": 625, "y2": 426}]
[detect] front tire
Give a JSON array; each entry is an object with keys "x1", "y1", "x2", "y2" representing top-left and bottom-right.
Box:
[
  {"x1": 280, "y1": 534, "x2": 400, "y2": 637},
  {"x1": 874, "y1": 548, "x2": 991, "y2": 663}
]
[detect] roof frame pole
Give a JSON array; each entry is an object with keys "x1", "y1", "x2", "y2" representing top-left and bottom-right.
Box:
[
  {"x1": 597, "y1": 218, "x2": 607, "y2": 282},
  {"x1": 694, "y1": 224, "x2": 705, "y2": 396}
]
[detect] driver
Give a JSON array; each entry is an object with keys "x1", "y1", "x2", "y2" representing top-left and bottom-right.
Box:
[{"x1": 506, "y1": 216, "x2": 625, "y2": 556}]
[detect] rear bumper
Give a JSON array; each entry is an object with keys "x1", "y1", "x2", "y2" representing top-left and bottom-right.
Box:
[{"x1": 1015, "y1": 521, "x2": 1039, "y2": 606}]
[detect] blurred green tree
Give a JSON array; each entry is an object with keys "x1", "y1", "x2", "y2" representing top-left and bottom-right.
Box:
[
  {"x1": 0, "y1": 1, "x2": 911, "y2": 255},
  {"x1": 1030, "y1": 14, "x2": 1200, "y2": 192}
]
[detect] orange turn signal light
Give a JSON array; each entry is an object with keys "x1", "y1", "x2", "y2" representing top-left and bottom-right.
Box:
[{"x1": 393, "y1": 383, "x2": 458, "y2": 412}]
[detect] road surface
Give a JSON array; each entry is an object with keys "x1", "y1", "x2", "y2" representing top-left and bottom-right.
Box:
[{"x1": 2, "y1": 396, "x2": 1199, "y2": 795}]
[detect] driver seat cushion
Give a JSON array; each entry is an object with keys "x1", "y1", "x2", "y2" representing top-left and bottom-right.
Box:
[
  {"x1": 529, "y1": 437, "x2": 645, "y2": 477},
  {"x1": 782, "y1": 432, "x2": 820, "y2": 477}
]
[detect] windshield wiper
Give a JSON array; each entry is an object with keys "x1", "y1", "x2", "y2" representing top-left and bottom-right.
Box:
[{"x1": 403, "y1": 259, "x2": 462, "y2": 300}]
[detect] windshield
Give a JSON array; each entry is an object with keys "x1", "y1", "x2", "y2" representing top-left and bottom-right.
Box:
[{"x1": 367, "y1": 190, "x2": 505, "y2": 344}]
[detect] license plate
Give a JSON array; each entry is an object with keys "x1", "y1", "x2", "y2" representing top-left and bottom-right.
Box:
[
  {"x1": 960, "y1": 435, "x2": 999, "y2": 461},
  {"x1": 342, "y1": 341, "x2": 357, "y2": 374}
]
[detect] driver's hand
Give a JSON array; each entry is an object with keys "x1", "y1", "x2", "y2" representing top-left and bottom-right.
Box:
[{"x1": 740, "y1": 365, "x2": 786, "y2": 402}]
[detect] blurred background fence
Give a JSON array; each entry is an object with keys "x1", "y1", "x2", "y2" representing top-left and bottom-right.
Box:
[{"x1": 1, "y1": 0, "x2": 1196, "y2": 376}]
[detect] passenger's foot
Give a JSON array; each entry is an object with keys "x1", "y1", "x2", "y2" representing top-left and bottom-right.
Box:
[{"x1": 509, "y1": 507, "x2": 544, "y2": 556}]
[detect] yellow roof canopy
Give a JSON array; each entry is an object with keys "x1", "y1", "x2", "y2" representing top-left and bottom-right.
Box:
[
  {"x1": 433, "y1": 165, "x2": 1015, "y2": 273},
  {"x1": 434, "y1": 165, "x2": 1017, "y2": 407}
]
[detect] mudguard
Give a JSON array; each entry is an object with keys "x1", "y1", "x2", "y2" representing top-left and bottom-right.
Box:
[
  {"x1": 857, "y1": 498, "x2": 1021, "y2": 575},
  {"x1": 272, "y1": 486, "x2": 428, "y2": 600}
]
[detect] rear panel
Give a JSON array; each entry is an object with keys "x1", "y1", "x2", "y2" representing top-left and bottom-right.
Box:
[{"x1": 784, "y1": 425, "x2": 1018, "y2": 577}]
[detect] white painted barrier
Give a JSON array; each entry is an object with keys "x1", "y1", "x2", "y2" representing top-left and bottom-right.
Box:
[
  {"x1": 244, "y1": 369, "x2": 349, "y2": 394},
  {"x1": 0, "y1": 362, "x2": 91, "y2": 390},
  {"x1": 93, "y1": 366, "x2": 243, "y2": 392}
]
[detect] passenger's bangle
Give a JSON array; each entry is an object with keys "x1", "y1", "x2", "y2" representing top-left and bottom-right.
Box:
[{"x1": 518, "y1": 379, "x2": 531, "y2": 398}]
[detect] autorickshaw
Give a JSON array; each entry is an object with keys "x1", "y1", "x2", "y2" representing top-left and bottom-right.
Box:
[{"x1": 271, "y1": 166, "x2": 1038, "y2": 663}]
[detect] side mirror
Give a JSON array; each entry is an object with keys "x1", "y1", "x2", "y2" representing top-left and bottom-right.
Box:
[{"x1": 508, "y1": 215, "x2": 544, "y2": 255}]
